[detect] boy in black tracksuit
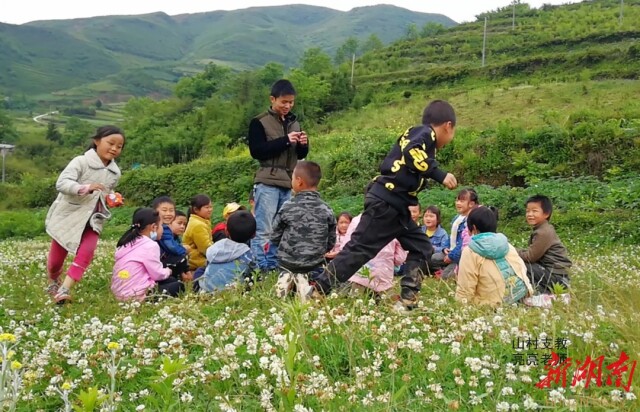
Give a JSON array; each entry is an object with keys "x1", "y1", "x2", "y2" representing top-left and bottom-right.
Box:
[{"x1": 311, "y1": 100, "x2": 459, "y2": 311}]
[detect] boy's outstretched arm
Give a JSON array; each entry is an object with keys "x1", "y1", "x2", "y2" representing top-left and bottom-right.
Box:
[{"x1": 401, "y1": 130, "x2": 457, "y2": 189}]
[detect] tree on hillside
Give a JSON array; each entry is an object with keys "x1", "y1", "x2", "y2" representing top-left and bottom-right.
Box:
[
  {"x1": 45, "y1": 123, "x2": 62, "y2": 144},
  {"x1": 361, "y1": 34, "x2": 384, "y2": 54},
  {"x1": 0, "y1": 109, "x2": 18, "y2": 144},
  {"x1": 95, "y1": 99, "x2": 103, "y2": 109},
  {"x1": 405, "y1": 23, "x2": 419, "y2": 40},
  {"x1": 63, "y1": 117, "x2": 95, "y2": 148},
  {"x1": 258, "y1": 62, "x2": 285, "y2": 88},
  {"x1": 175, "y1": 63, "x2": 231, "y2": 102},
  {"x1": 334, "y1": 37, "x2": 359, "y2": 65},
  {"x1": 421, "y1": 22, "x2": 446, "y2": 37},
  {"x1": 300, "y1": 48, "x2": 333, "y2": 76}
]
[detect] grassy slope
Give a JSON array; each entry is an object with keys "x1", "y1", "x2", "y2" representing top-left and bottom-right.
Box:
[{"x1": 0, "y1": 238, "x2": 638, "y2": 410}]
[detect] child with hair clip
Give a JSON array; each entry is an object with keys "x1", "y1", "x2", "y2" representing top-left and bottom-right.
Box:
[
  {"x1": 112, "y1": 208, "x2": 184, "y2": 301},
  {"x1": 45, "y1": 125, "x2": 125, "y2": 304},
  {"x1": 152, "y1": 196, "x2": 191, "y2": 282},
  {"x1": 183, "y1": 194, "x2": 213, "y2": 277},
  {"x1": 325, "y1": 212, "x2": 353, "y2": 260}
]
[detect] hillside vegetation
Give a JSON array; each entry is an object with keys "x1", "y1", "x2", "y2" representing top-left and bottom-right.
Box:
[
  {"x1": 1, "y1": 0, "x2": 639, "y2": 214},
  {"x1": 0, "y1": 5, "x2": 454, "y2": 100}
]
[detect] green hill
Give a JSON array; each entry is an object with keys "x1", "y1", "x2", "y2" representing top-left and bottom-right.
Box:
[
  {"x1": 0, "y1": 5, "x2": 455, "y2": 100},
  {"x1": 352, "y1": 0, "x2": 640, "y2": 95}
]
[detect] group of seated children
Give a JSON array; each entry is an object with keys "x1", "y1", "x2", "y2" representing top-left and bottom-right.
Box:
[{"x1": 109, "y1": 161, "x2": 572, "y2": 308}]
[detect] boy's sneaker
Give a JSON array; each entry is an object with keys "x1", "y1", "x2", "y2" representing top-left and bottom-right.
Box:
[
  {"x1": 275, "y1": 271, "x2": 294, "y2": 298},
  {"x1": 54, "y1": 287, "x2": 72, "y2": 305},
  {"x1": 294, "y1": 274, "x2": 314, "y2": 304}
]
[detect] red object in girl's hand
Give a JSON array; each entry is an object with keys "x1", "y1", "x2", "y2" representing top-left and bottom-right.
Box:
[
  {"x1": 264, "y1": 242, "x2": 270, "y2": 254},
  {"x1": 106, "y1": 192, "x2": 124, "y2": 208}
]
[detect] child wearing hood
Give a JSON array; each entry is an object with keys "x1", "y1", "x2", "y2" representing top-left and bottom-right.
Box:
[
  {"x1": 455, "y1": 206, "x2": 533, "y2": 306},
  {"x1": 199, "y1": 210, "x2": 257, "y2": 293}
]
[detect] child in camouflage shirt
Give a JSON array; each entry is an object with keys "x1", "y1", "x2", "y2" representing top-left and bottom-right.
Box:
[{"x1": 270, "y1": 161, "x2": 336, "y2": 301}]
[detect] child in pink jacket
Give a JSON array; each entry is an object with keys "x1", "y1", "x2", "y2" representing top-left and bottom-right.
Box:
[
  {"x1": 348, "y1": 214, "x2": 407, "y2": 293},
  {"x1": 112, "y1": 208, "x2": 184, "y2": 301}
]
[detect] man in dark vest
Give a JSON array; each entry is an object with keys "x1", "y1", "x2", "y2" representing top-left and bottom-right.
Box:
[{"x1": 248, "y1": 79, "x2": 309, "y2": 273}]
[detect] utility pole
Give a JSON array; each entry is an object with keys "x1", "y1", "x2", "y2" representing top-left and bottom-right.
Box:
[
  {"x1": 482, "y1": 17, "x2": 487, "y2": 67},
  {"x1": 350, "y1": 53, "x2": 356, "y2": 86},
  {"x1": 0, "y1": 144, "x2": 15, "y2": 183},
  {"x1": 620, "y1": 0, "x2": 624, "y2": 25},
  {"x1": 512, "y1": 1, "x2": 516, "y2": 30}
]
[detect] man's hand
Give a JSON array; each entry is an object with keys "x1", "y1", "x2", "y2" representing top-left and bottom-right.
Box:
[
  {"x1": 443, "y1": 256, "x2": 452, "y2": 264},
  {"x1": 298, "y1": 131, "x2": 308, "y2": 145},
  {"x1": 442, "y1": 173, "x2": 458, "y2": 190},
  {"x1": 287, "y1": 132, "x2": 300, "y2": 144}
]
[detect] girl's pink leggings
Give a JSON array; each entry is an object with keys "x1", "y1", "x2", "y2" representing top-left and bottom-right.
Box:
[{"x1": 47, "y1": 227, "x2": 100, "y2": 282}]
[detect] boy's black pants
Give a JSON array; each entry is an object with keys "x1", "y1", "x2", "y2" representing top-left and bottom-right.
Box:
[
  {"x1": 313, "y1": 194, "x2": 433, "y2": 301},
  {"x1": 526, "y1": 263, "x2": 570, "y2": 293}
]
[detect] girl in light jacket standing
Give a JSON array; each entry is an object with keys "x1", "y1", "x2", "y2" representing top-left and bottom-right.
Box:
[{"x1": 45, "y1": 126, "x2": 125, "y2": 304}]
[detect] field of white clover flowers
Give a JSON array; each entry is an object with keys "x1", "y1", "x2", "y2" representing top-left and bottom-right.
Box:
[{"x1": 0, "y1": 238, "x2": 639, "y2": 411}]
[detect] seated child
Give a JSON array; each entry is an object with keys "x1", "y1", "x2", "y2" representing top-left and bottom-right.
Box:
[
  {"x1": 200, "y1": 210, "x2": 257, "y2": 293},
  {"x1": 270, "y1": 161, "x2": 336, "y2": 300},
  {"x1": 112, "y1": 208, "x2": 184, "y2": 301},
  {"x1": 325, "y1": 211, "x2": 353, "y2": 260},
  {"x1": 518, "y1": 195, "x2": 572, "y2": 293},
  {"x1": 212, "y1": 202, "x2": 247, "y2": 242},
  {"x1": 348, "y1": 214, "x2": 407, "y2": 294},
  {"x1": 455, "y1": 206, "x2": 533, "y2": 307},
  {"x1": 442, "y1": 188, "x2": 478, "y2": 279},
  {"x1": 183, "y1": 194, "x2": 213, "y2": 274},
  {"x1": 152, "y1": 196, "x2": 190, "y2": 281},
  {"x1": 408, "y1": 203, "x2": 422, "y2": 226},
  {"x1": 421, "y1": 205, "x2": 450, "y2": 272}
]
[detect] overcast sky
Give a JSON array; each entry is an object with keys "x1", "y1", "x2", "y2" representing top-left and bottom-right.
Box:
[{"x1": 1, "y1": 1, "x2": 582, "y2": 25}]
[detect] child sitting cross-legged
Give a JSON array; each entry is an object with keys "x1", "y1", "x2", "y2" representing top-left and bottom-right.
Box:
[
  {"x1": 270, "y1": 160, "x2": 336, "y2": 302},
  {"x1": 455, "y1": 206, "x2": 533, "y2": 306},
  {"x1": 518, "y1": 195, "x2": 572, "y2": 293},
  {"x1": 199, "y1": 210, "x2": 257, "y2": 293},
  {"x1": 111, "y1": 208, "x2": 184, "y2": 301}
]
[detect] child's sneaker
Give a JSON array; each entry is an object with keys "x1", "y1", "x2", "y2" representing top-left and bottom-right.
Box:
[
  {"x1": 391, "y1": 298, "x2": 418, "y2": 314},
  {"x1": 46, "y1": 280, "x2": 61, "y2": 297},
  {"x1": 275, "y1": 271, "x2": 294, "y2": 298},
  {"x1": 54, "y1": 287, "x2": 72, "y2": 305},
  {"x1": 294, "y1": 274, "x2": 314, "y2": 304}
]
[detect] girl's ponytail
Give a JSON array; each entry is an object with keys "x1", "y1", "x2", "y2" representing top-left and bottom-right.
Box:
[{"x1": 117, "y1": 208, "x2": 159, "y2": 248}]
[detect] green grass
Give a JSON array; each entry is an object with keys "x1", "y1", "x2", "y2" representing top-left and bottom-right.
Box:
[{"x1": 0, "y1": 237, "x2": 638, "y2": 411}]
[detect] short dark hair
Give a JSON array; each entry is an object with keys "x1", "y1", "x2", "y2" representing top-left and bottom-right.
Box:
[
  {"x1": 525, "y1": 195, "x2": 553, "y2": 220},
  {"x1": 424, "y1": 205, "x2": 442, "y2": 226},
  {"x1": 151, "y1": 196, "x2": 175, "y2": 210},
  {"x1": 271, "y1": 79, "x2": 296, "y2": 98},
  {"x1": 467, "y1": 206, "x2": 499, "y2": 234},
  {"x1": 294, "y1": 160, "x2": 322, "y2": 188},
  {"x1": 227, "y1": 211, "x2": 256, "y2": 244},
  {"x1": 422, "y1": 100, "x2": 456, "y2": 127},
  {"x1": 457, "y1": 188, "x2": 479, "y2": 204},
  {"x1": 175, "y1": 210, "x2": 186, "y2": 218},
  {"x1": 90, "y1": 125, "x2": 125, "y2": 150}
]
